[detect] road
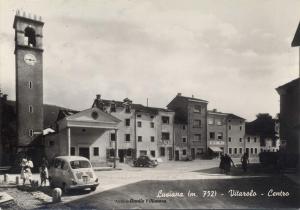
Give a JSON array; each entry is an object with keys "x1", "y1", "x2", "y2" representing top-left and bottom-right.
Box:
[{"x1": 42, "y1": 159, "x2": 299, "y2": 209}]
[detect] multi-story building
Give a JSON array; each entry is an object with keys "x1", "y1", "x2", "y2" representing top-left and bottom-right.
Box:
[
  {"x1": 226, "y1": 114, "x2": 246, "y2": 158},
  {"x1": 207, "y1": 109, "x2": 227, "y2": 156},
  {"x1": 94, "y1": 95, "x2": 175, "y2": 162},
  {"x1": 167, "y1": 93, "x2": 208, "y2": 159}
]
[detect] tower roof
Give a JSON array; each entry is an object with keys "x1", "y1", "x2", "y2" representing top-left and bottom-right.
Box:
[{"x1": 13, "y1": 10, "x2": 44, "y2": 28}]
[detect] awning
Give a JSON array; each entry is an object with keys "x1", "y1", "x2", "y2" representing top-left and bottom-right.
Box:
[{"x1": 209, "y1": 146, "x2": 223, "y2": 152}]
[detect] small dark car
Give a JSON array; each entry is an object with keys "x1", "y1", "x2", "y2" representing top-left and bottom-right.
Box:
[{"x1": 133, "y1": 155, "x2": 158, "y2": 167}]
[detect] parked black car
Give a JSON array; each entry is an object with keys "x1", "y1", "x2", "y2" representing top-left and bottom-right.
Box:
[{"x1": 133, "y1": 155, "x2": 158, "y2": 167}]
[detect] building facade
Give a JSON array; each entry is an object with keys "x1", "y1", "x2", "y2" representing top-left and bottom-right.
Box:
[
  {"x1": 207, "y1": 110, "x2": 227, "y2": 156},
  {"x1": 226, "y1": 114, "x2": 246, "y2": 158},
  {"x1": 167, "y1": 93, "x2": 208, "y2": 159}
]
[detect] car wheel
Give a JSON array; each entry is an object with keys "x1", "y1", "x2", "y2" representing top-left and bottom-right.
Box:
[
  {"x1": 91, "y1": 186, "x2": 97, "y2": 191},
  {"x1": 62, "y1": 183, "x2": 69, "y2": 194}
]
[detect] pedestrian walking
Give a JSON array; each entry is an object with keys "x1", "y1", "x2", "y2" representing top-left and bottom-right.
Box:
[
  {"x1": 241, "y1": 152, "x2": 249, "y2": 172},
  {"x1": 20, "y1": 157, "x2": 33, "y2": 185},
  {"x1": 224, "y1": 154, "x2": 235, "y2": 174},
  {"x1": 40, "y1": 157, "x2": 49, "y2": 186},
  {"x1": 219, "y1": 154, "x2": 225, "y2": 174}
]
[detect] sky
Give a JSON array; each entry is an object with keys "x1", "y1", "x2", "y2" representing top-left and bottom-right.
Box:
[{"x1": 0, "y1": 0, "x2": 299, "y2": 121}]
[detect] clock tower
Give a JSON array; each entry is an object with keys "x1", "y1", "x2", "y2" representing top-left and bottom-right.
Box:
[{"x1": 13, "y1": 11, "x2": 44, "y2": 147}]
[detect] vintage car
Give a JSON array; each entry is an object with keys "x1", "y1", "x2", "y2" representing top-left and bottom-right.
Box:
[
  {"x1": 133, "y1": 155, "x2": 158, "y2": 167},
  {"x1": 48, "y1": 156, "x2": 99, "y2": 193}
]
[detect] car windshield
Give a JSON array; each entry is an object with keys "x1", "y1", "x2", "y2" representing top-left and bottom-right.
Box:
[{"x1": 70, "y1": 160, "x2": 91, "y2": 169}]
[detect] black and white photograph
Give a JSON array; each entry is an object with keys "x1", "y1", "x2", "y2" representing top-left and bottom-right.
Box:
[{"x1": 0, "y1": 0, "x2": 299, "y2": 209}]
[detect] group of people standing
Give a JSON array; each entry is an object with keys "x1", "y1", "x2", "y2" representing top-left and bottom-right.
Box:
[
  {"x1": 219, "y1": 152, "x2": 249, "y2": 174},
  {"x1": 20, "y1": 157, "x2": 49, "y2": 186}
]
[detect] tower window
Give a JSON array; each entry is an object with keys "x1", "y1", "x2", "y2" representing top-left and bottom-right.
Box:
[
  {"x1": 28, "y1": 81, "x2": 32, "y2": 89},
  {"x1": 29, "y1": 105, "x2": 33, "y2": 113},
  {"x1": 24, "y1": 27, "x2": 36, "y2": 47},
  {"x1": 29, "y1": 129, "x2": 34, "y2": 137}
]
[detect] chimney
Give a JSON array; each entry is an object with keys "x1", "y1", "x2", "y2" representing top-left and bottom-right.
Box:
[
  {"x1": 177, "y1": 93, "x2": 182, "y2": 96},
  {"x1": 96, "y1": 94, "x2": 101, "y2": 100},
  {"x1": 192, "y1": 95, "x2": 194, "y2": 98},
  {"x1": 3, "y1": 94, "x2": 7, "y2": 101},
  {"x1": 213, "y1": 109, "x2": 217, "y2": 112}
]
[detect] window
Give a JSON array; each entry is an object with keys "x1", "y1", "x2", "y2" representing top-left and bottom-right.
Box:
[
  {"x1": 29, "y1": 105, "x2": 33, "y2": 113},
  {"x1": 160, "y1": 147, "x2": 165, "y2": 156},
  {"x1": 93, "y1": 147, "x2": 99, "y2": 156},
  {"x1": 217, "y1": 132, "x2": 223, "y2": 140},
  {"x1": 137, "y1": 121, "x2": 142, "y2": 127},
  {"x1": 254, "y1": 148, "x2": 257, "y2": 154},
  {"x1": 24, "y1": 27, "x2": 36, "y2": 47},
  {"x1": 239, "y1": 148, "x2": 243, "y2": 154},
  {"x1": 29, "y1": 129, "x2": 34, "y2": 137},
  {"x1": 229, "y1": 125, "x2": 231, "y2": 130},
  {"x1": 125, "y1": 105, "x2": 131, "y2": 113},
  {"x1": 208, "y1": 118, "x2": 214, "y2": 125},
  {"x1": 182, "y1": 125, "x2": 186, "y2": 130},
  {"x1": 162, "y1": 116, "x2": 170, "y2": 124},
  {"x1": 138, "y1": 136, "x2": 142, "y2": 142},
  {"x1": 71, "y1": 147, "x2": 75, "y2": 156},
  {"x1": 247, "y1": 137, "x2": 250, "y2": 142},
  {"x1": 193, "y1": 134, "x2": 201, "y2": 141},
  {"x1": 239, "y1": 138, "x2": 242, "y2": 142},
  {"x1": 137, "y1": 114, "x2": 141, "y2": 118},
  {"x1": 183, "y1": 149, "x2": 187, "y2": 155},
  {"x1": 240, "y1": 126, "x2": 242, "y2": 130},
  {"x1": 193, "y1": 120, "x2": 201, "y2": 128},
  {"x1": 228, "y1": 119, "x2": 231, "y2": 122},
  {"x1": 28, "y1": 81, "x2": 32, "y2": 89},
  {"x1": 125, "y1": 119, "x2": 130, "y2": 126},
  {"x1": 49, "y1": 140, "x2": 54, "y2": 146},
  {"x1": 182, "y1": 137, "x2": 187, "y2": 143},
  {"x1": 215, "y1": 119, "x2": 222, "y2": 126},
  {"x1": 209, "y1": 132, "x2": 215, "y2": 139},
  {"x1": 251, "y1": 148, "x2": 253, "y2": 154},
  {"x1": 234, "y1": 148, "x2": 237, "y2": 154},
  {"x1": 193, "y1": 105, "x2": 201, "y2": 113},
  {"x1": 111, "y1": 133, "x2": 116, "y2": 141},
  {"x1": 150, "y1": 150, "x2": 155, "y2": 157},
  {"x1": 246, "y1": 148, "x2": 249, "y2": 154},
  {"x1": 110, "y1": 104, "x2": 116, "y2": 112},
  {"x1": 228, "y1": 137, "x2": 231, "y2": 142},
  {"x1": 151, "y1": 136, "x2": 155, "y2": 142},
  {"x1": 150, "y1": 122, "x2": 154, "y2": 128},
  {"x1": 162, "y1": 132, "x2": 170, "y2": 140},
  {"x1": 125, "y1": 134, "x2": 130, "y2": 142},
  {"x1": 229, "y1": 148, "x2": 232, "y2": 154},
  {"x1": 150, "y1": 115, "x2": 154, "y2": 119},
  {"x1": 254, "y1": 137, "x2": 257, "y2": 143}
]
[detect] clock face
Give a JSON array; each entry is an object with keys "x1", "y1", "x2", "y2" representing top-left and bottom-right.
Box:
[{"x1": 24, "y1": 54, "x2": 37, "y2": 66}]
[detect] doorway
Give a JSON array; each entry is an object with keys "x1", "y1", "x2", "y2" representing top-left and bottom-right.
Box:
[
  {"x1": 79, "y1": 147, "x2": 90, "y2": 159},
  {"x1": 118, "y1": 149, "x2": 125, "y2": 163},
  {"x1": 191, "y1": 148, "x2": 195, "y2": 160},
  {"x1": 175, "y1": 150, "x2": 179, "y2": 161}
]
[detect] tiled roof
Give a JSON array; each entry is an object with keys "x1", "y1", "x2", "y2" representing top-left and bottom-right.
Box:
[
  {"x1": 276, "y1": 78, "x2": 300, "y2": 94},
  {"x1": 292, "y1": 22, "x2": 300, "y2": 47},
  {"x1": 226, "y1": 113, "x2": 245, "y2": 120}
]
